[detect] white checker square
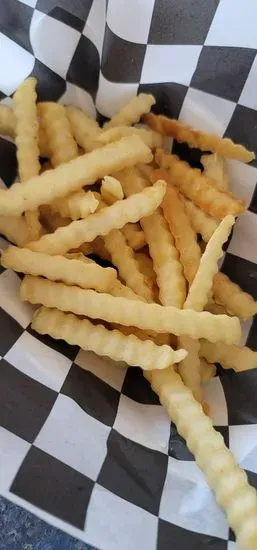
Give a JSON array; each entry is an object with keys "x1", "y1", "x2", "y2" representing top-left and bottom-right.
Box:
[
  {"x1": 226, "y1": 161, "x2": 257, "y2": 207},
  {"x1": 240, "y1": 318, "x2": 253, "y2": 347},
  {"x1": 18, "y1": 0, "x2": 37, "y2": 6},
  {"x1": 59, "y1": 82, "x2": 96, "y2": 118},
  {"x1": 229, "y1": 425, "x2": 257, "y2": 467},
  {"x1": 30, "y1": 10, "x2": 81, "y2": 78},
  {"x1": 107, "y1": 0, "x2": 155, "y2": 44},
  {"x1": 205, "y1": 0, "x2": 257, "y2": 48},
  {"x1": 85, "y1": 483, "x2": 158, "y2": 550},
  {"x1": 35, "y1": 394, "x2": 110, "y2": 481},
  {"x1": 83, "y1": 0, "x2": 106, "y2": 55},
  {"x1": 227, "y1": 210, "x2": 257, "y2": 264},
  {"x1": 113, "y1": 394, "x2": 170, "y2": 453},
  {"x1": 0, "y1": 269, "x2": 35, "y2": 329},
  {"x1": 239, "y1": 54, "x2": 257, "y2": 110},
  {"x1": 179, "y1": 87, "x2": 236, "y2": 136},
  {"x1": 96, "y1": 72, "x2": 138, "y2": 118},
  {"x1": 203, "y1": 377, "x2": 228, "y2": 427},
  {"x1": 159, "y1": 456, "x2": 228, "y2": 539},
  {"x1": 5, "y1": 331, "x2": 72, "y2": 392},
  {"x1": 228, "y1": 542, "x2": 238, "y2": 550},
  {"x1": 0, "y1": 427, "x2": 30, "y2": 492},
  {"x1": 76, "y1": 349, "x2": 126, "y2": 392},
  {"x1": 0, "y1": 33, "x2": 34, "y2": 96},
  {"x1": 141, "y1": 45, "x2": 202, "y2": 86}
]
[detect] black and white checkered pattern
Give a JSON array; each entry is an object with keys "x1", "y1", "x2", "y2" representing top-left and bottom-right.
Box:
[{"x1": 0, "y1": 1, "x2": 257, "y2": 548}]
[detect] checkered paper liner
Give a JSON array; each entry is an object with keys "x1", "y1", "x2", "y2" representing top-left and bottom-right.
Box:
[{"x1": 0, "y1": 1, "x2": 257, "y2": 549}]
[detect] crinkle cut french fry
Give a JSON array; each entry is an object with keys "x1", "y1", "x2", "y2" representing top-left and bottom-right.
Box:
[
  {"x1": 213, "y1": 272, "x2": 257, "y2": 320},
  {"x1": 66, "y1": 105, "x2": 101, "y2": 152},
  {"x1": 122, "y1": 223, "x2": 146, "y2": 250},
  {"x1": 27, "y1": 181, "x2": 166, "y2": 255},
  {"x1": 0, "y1": 135, "x2": 152, "y2": 216},
  {"x1": 184, "y1": 216, "x2": 235, "y2": 312},
  {"x1": 0, "y1": 104, "x2": 15, "y2": 136},
  {"x1": 145, "y1": 112, "x2": 255, "y2": 163},
  {"x1": 178, "y1": 336, "x2": 205, "y2": 406},
  {"x1": 205, "y1": 301, "x2": 228, "y2": 316},
  {"x1": 98, "y1": 126, "x2": 162, "y2": 149},
  {"x1": 104, "y1": 93, "x2": 156, "y2": 130},
  {"x1": 32, "y1": 307, "x2": 187, "y2": 370},
  {"x1": 101, "y1": 176, "x2": 124, "y2": 204},
  {"x1": 135, "y1": 251, "x2": 157, "y2": 285},
  {"x1": 181, "y1": 196, "x2": 219, "y2": 243},
  {"x1": 200, "y1": 340, "x2": 257, "y2": 373},
  {"x1": 51, "y1": 190, "x2": 99, "y2": 220},
  {"x1": 145, "y1": 367, "x2": 257, "y2": 549},
  {"x1": 0, "y1": 215, "x2": 30, "y2": 246},
  {"x1": 155, "y1": 150, "x2": 246, "y2": 219},
  {"x1": 1, "y1": 246, "x2": 117, "y2": 292},
  {"x1": 202, "y1": 154, "x2": 229, "y2": 192},
  {"x1": 20, "y1": 276, "x2": 241, "y2": 344},
  {"x1": 38, "y1": 102, "x2": 78, "y2": 167},
  {"x1": 200, "y1": 358, "x2": 217, "y2": 384},
  {"x1": 111, "y1": 323, "x2": 173, "y2": 347}
]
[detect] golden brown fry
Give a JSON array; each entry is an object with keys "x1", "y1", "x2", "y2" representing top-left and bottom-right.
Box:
[
  {"x1": 20, "y1": 276, "x2": 241, "y2": 343},
  {"x1": 0, "y1": 104, "x2": 15, "y2": 136},
  {"x1": 180, "y1": 196, "x2": 219, "y2": 242},
  {"x1": 66, "y1": 105, "x2": 101, "y2": 152},
  {"x1": 122, "y1": 223, "x2": 146, "y2": 250},
  {"x1": 50, "y1": 190, "x2": 99, "y2": 220},
  {"x1": 145, "y1": 113, "x2": 255, "y2": 163},
  {"x1": 155, "y1": 150, "x2": 246, "y2": 219},
  {"x1": 32, "y1": 307, "x2": 187, "y2": 370},
  {"x1": 205, "y1": 301, "x2": 228, "y2": 316},
  {"x1": 145, "y1": 367, "x2": 257, "y2": 549},
  {"x1": 27, "y1": 181, "x2": 166, "y2": 255},
  {"x1": 101, "y1": 175, "x2": 124, "y2": 204},
  {"x1": 1, "y1": 245, "x2": 117, "y2": 292},
  {"x1": 200, "y1": 340, "x2": 257, "y2": 372},
  {"x1": 0, "y1": 135, "x2": 152, "y2": 216},
  {"x1": 135, "y1": 251, "x2": 157, "y2": 285},
  {"x1": 213, "y1": 272, "x2": 257, "y2": 320},
  {"x1": 184, "y1": 216, "x2": 235, "y2": 311},
  {"x1": 200, "y1": 358, "x2": 217, "y2": 384},
  {"x1": 0, "y1": 215, "x2": 30, "y2": 246},
  {"x1": 98, "y1": 126, "x2": 162, "y2": 149},
  {"x1": 38, "y1": 102, "x2": 78, "y2": 167},
  {"x1": 201, "y1": 154, "x2": 229, "y2": 192},
  {"x1": 104, "y1": 93, "x2": 155, "y2": 129},
  {"x1": 40, "y1": 206, "x2": 71, "y2": 233}
]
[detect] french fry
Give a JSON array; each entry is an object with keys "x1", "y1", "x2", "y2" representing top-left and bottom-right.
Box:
[
  {"x1": 200, "y1": 358, "x2": 217, "y2": 384},
  {"x1": 104, "y1": 93, "x2": 155, "y2": 129},
  {"x1": 40, "y1": 206, "x2": 71, "y2": 233},
  {"x1": 135, "y1": 251, "x2": 157, "y2": 285},
  {"x1": 181, "y1": 196, "x2": 219, "y2": 242},
  {"x1": 98, "y1": 126, "x2": 162, "y2": 149},
  {"x1": 0, "y1": 215, "x2": 30, "y2": 246},
  {"x1": 20, "y1": 276, "x2": 241, "y2": 343},
  {"x1": 155, "y1": 150, "x2": 246, "y2": 219},
  {"x1": 145, "y1": 367, "x2": 257, "y2": 550},
  {"x1": 0, "y1": 135, "x2": 152, "y2": 216},
  {"x1": 1, "y1": 246, "x2": 117, "y2": 292},
  {"x1": 27, "y1": 181, "x2": 166, "y2": 255},
  {"x1": 178, "y1": 336, "x2": 204, "y2": 405},
  {"x1": 50, "y1": 190, "x2": 99, "y2": 220},
  {"x1": 184, "y1": 216, "x2": 235, "y2": 311},
  {"x1": 122, "y1": 223, "x2": 146, "y2": 250},
  {"x1": 145, "y1": 113, "x2": 255, "y2": 163},
  {"x1": 0, "y1": 104, "x2": 15, "y2": 136},
  {"x1": 205, "y1": 300, "x2": 228, "y2": 316},
  {"x1": 32, "y1": 306, "x2": 187, "y2": 370},
  {"x1": 38, "y1": 102, "x2": 78, "y2": 167},
  {"x1": 101, "y1": 175, "x2": 124, "y2": 204},
  {"x1": 202, "y1": 154, "x2": 229, "y2": 192},
  {"x1": 109, "y1": 279, "x2": 145, "y2": 302},
  {"x1": 213, "y1": 272, "x2": 257, "y2": 320},
  {"x1": 66, "y1": 105, "x2": 101, "y2": 152},
  {"x1": 200, "y1": 340, "x2": 257, "y2": 373}
]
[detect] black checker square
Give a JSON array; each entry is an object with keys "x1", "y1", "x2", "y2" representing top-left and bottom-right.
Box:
[
  {"x1": 224, "y1": 104, "x2": 257, "y2": 167},
  {"x1": 36, "y1": 0, "x2": 93, "y2": 26},
  {"x1": 0, "y1": 306, "x2": 23, "y2": 356},
  {"x1": 67, "y1": 35, "x2": 100, "y2": 99},
  {"x1": 98, "y1": 429, "x2": 168, "y2": 515},
  {"x1": 30, "y1": 59, "x2": 66, "y2": 102},
  {"x1": 101, "y1": 25, "x2": 146, "y2": 83},
  {"x1": 157, "y1": 519, "x2": 227, "y2": 550},
  {"x1": 0, "y1": 138, "x2": 17, "y2": 188},
  {"x1": 61, "y1": 363, "x2": 120, "y2": 427},
  {"x1": 28, "y1": 325, "x2": 79, "y2": 361},
  {"x1": 138, "y1": 82, "x2": 188, "y2": 120},
  {"x1": 0, "y1": 0, "x2": 33, "y2": 54},
  {"x1": 169, "y1": 422, "x2": 194, "y2": 461},
  {"x1": 191, "y1": 46, "x2": 256, "y2": 103},
  {"x1": 246, "y1": 316, "x2": 257, "y2": 352},
  {"x1": 221, "y1": 252, "x2": 257, "y2": 301},
  {"x1": 122, "y1": 367, "x2": 160, "y2": 405},
  {"x1": 11, "y1": 446, "x2": 94, "y2": 529},
  {"x1": 249, "y1": 183, "x2": 257, "y2": 215},
  {"x1": 221, "y1": 369, "x2": 257, "y2": 426},
  {"x1": 149, "y1": 0, "x2": 219, "y2": 45},
  {"x1": 0, "y1": 359, "x2": 57, "y2": 442}
]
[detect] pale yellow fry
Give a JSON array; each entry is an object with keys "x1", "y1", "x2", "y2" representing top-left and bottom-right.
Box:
[
  {"x1": 0, "y1": 135, "x2": 152, "y2": 216},
  {"x1": 101, "y1": 176, "x2": 124, "y2": 204},
  {"x1": 66, "y1": 105, "x2": 101, "y2": 152},
  {"x1": 1, "y1": 245, "x2": 117, "y2": 292},
  {"x1": 38, "y1": 102, "x2": 78, "y2": 167},
  {"x1": 137, "y1": 162, "x2": 156, "y2": 181},
  {"x1": 200, "y1": 358, "x2": 217, "y2": 384},
  {"x1": 184, "y1": 216, "x2": 235, "y2": 312},
  {"x1": 145, "y1": 367, "x2": 257, "y2": 549},
  {"x1": 0, "y1": 215, "x2": 30, "y2": 246},
  {"x1": 20, "y1": 276, "x2": 241, "y2": 343},
  {"x1": 200, "y1": 340, "x2": 257, "y2": 373},
  {"x1": 90, "y1": 237, "x2": 111, "y2": 261},
  {"x1": 104, "y1": 94, "x2": 156, "y2": 129},
  {"x1": 202, "y1": 154, "x2": 229, "y2": 192},
  {"x1": 110, "y1": 324, "x2": 173, "y2": 347},
  {"x1": 40, "y1": 206, "x2": 71, "y2": 233},
  {"x1": 144, "y1": 112, "x2": 255, "y2": 163},
  {"x1": 109, "y1": 279, "x2": 145, "y2": 302},
  {"x1": 0, "y1": 104, "x2": 15, "y2": 136},
  {"x1": 181, "y1": 196, "x2": 219, "y2": 243},
  {"x1": 205, "y1": 301, "x2": 228, "y2": 316},
  {"x1": 213, "y1": 272, "x2": 257, "y2": 320},
  {"x1": 178, "y1": 336, "x2": 204, "y2": 406},
  {"x1": 155, "y1": 150, "x2": 246, "y2": 219},
  {"x1": 27, "y1": 181, "x2": 166, "y2": 255},
  {"x1": 38, "y1": 124, "x2": 49, "y2": 157},
  {"x1": 32, "y1": 306, "x2": 187, "y2": 370},
  {"x1": 122, "y1": 223, "x2": 146, "y2": 250},
  {"x1": 50, "y1": 190, "x2": 99, "y2": 220},
  {"x1": 135, "y1": 251, "x2": 157, "y2": 285},
  {"x1": 104, "y1": 229, "x2": 154, "y2": 302},
  {"x1": 98, "y1": 126, "x2": 162, "y2": 149}
]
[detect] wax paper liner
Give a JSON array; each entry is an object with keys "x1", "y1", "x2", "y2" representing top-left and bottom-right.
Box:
[{"x1": 0, "y1": 1, "x2": 257, "y2": 549}]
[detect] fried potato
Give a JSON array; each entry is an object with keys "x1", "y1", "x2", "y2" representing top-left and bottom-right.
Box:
[
  {"x1": 0, "y1": 135, "x2": 152, "y2": 216},
  {"x1": 0, "y1": 215, "x2": 30, "y2": 246},
  {"x1": 32, "y1": 306, "x2": 187, "y2": 370},
  {"x1": 184, "y1": 216, "x2": 235, "y2": 311},
  {"x1": 101, "y1": 175, "x2": 124, "y2": 205},
  {"x1": 104, "y1": 94, "x2": 155, "y2": 129},
  {"x1": 122, "y1": 223, "x2": 146, "y2": 250},
  {"x1": 98, "y1": 126, "x2": 162, "y2": 149},
  {"x1": 200, "y1": 358, "x2": 217, "y2": 384},
  {"x1": 135, "y1": 251, "x2": 157, "y2": 285},
  {"x1": 145, "y1": 366, "x2": 257, "y2": 549},
  {"x1": 213, "y1": 272, "x2": 257, "y2": 320},
  {"x1": 181, "y1": 196, "x2": 219, "y2": 242},
  {"x1": 1, "y1": 246, "x2": 117, "y2": 292},
  {"x1": 66, "y1": 105, "x2": 101, "y2": 152},
  {"x1": 50, "y1": 190, "x2": 99, "y2": 220},
  {"x1": 20, "y1": 276, "x2": 241, "y2": 343},
  {"x1": 200, "y1": 340, "x2": 257, "y2": 372},
  {"x1": 38, "y1": 102, "x2": 78, "y2": 167},
  {"x1": 178, "y1": 336, "x2": 204, "y2": 405},
  {"x1": 201, "y1": 154, "x2": 229, "y2": 192},
  {"x1": 145, "y1": 113, "x2": 255, "y2": 163},
  {"x1": 155, "y1": 150, "x2": 246, "y2": 219},
  {"x1": 0, "y1": 104, "x2": 15, "y2": 136},
  {"x1": 27, "y1": 181, "x2": 166, "y2": 255}
]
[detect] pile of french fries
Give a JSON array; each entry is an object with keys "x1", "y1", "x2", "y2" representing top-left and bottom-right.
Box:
[{"x1": 0, "y1": 78, "x2": 257, "y2": 549}]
